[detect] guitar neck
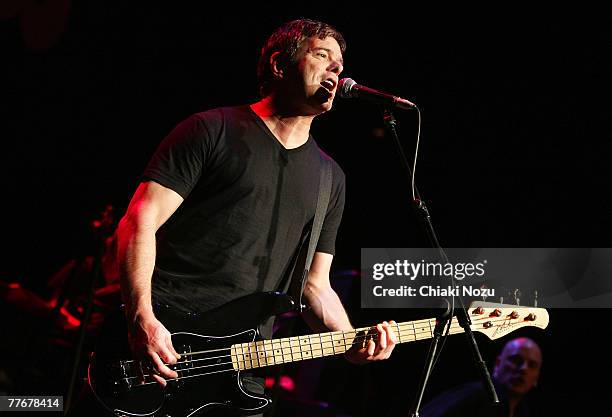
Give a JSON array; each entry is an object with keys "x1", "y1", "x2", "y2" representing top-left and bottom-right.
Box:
[{"x1": 230, "y1": 317, "x2": 463, "y2": 370}]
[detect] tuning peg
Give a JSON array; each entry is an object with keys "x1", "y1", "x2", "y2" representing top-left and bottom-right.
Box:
[{"x1": 513, "y1": 289, "x2": 521, "y2": 306}]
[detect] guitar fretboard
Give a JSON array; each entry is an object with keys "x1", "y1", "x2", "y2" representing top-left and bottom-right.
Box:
[{"x1": 230, "y1": 317, "x2": 464, "y2": 370}]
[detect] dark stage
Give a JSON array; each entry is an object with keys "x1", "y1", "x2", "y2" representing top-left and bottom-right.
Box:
[{"x1": 1, "y1": 4, "x2": 610, "y2": 416}]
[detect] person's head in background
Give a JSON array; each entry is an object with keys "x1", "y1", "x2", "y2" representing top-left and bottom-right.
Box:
[{"x1": 493, "y1": 337, "x2": 542, "y2": 399}]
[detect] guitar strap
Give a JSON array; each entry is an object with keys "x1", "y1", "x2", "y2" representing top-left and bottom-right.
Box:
[{"x1": 283, "y1": 153, "x2": 333, "y2": 312}]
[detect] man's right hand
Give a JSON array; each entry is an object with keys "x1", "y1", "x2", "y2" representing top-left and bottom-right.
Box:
[{"x1": 127, "y1": 310, "x2": 181, "y2": 386}]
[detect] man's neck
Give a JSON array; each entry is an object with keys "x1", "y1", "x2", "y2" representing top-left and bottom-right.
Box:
[{"x1": 250, "y1": 96, "x2": 314, "y2": 149}]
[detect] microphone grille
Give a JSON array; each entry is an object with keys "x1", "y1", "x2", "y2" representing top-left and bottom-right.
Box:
[{"x1": 338, "y1": 78, "x2": 357, "y2": 98}]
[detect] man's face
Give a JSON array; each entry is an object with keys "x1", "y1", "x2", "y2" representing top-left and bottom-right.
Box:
[
  {"x1": 493, "y1": 338, "x2": 542, "y2": 396},
  {"x1": 285, "y1": 36, "x2": 344, "y2": 114}
]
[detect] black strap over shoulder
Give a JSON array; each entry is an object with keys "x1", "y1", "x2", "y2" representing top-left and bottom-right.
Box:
[
  {"x1": 281, "y1": 154, "x2": 333, "y2": 311},
  {"x1": 298, "y1": 154, "x2": 333, "y2": 310}
]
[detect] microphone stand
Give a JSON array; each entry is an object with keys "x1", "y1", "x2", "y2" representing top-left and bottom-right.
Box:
[
  {"x1": 380, "y1": 108, "x2": 498, "y2": 417},
  {"x1": 64, "y1": 231, "x2": 105, "y2": 414},
  {"x1": 65, "y1": 205, "x2": 114, "y2": 414}
]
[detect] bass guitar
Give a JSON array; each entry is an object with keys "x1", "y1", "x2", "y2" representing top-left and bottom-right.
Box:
[{"x1": 88, "y1": 292, "x2": 548, "y2": 416}]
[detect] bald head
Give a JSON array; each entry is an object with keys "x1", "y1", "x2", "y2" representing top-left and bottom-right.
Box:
[{"x1": 493, "y1": 337, "x2": 542, "y2": 396}]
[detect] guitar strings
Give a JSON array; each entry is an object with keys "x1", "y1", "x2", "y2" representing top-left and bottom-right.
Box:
[
  {"x1": 118, "y1": 320, "x2": 436, "y2": 365},
  {"x1": 119, "y1": 313, "x2": 523, "y2": 365},
  {"x1": 121, "y1": 319, "x2": 440, "y2": 370},
  {"x1": 125, "y1": 322, "x2": 446, "y2": 383},
  {"x1": 126, "y1": 316, "x2": 522, "y2": 383},
  {"x1": 122, "y1": 316, "x2": 526, "y2": 385},
  {"x1": 133, "y1": 321, "x2": 471, "y2": 386}
]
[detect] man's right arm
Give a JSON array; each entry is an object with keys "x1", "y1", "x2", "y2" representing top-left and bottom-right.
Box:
[{"x1": 116, "y1": 180, "x2": 184, "y2": 386}]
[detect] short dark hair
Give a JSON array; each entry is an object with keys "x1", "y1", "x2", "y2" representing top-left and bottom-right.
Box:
[{"x1": 257, "y1": 19, "x2": 346, "y2": 97}]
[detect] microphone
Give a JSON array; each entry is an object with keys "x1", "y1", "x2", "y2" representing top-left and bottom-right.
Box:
[{"x1": 338, "y1": 78, "x2": 417, "y2": 110}]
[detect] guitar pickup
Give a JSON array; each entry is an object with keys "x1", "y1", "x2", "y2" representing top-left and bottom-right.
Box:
[
  {"x1": 110, "y1": 360, "x2": 134, "y2": 394},
  {"x1": 169, "y1": 345, "x2": 193, "y2": 389}
]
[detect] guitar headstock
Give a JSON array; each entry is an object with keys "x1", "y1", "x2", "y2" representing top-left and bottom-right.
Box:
[{"x1": 466, "y1": 301, "x2": 549, "y2": 340}]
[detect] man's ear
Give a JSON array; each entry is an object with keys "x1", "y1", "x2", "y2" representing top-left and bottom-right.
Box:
[{"x1": 270, "y1": 51, "x2": 284, "y2": 79}]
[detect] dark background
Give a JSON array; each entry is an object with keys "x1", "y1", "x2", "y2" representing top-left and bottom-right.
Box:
[{"x1": 1, "y1": 3, "x2": 610, "y2": 416}]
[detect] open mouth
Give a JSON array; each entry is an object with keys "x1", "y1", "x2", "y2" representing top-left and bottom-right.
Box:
[{"x1": 320, "y1": 79, "x2": 336, "y2": 92}]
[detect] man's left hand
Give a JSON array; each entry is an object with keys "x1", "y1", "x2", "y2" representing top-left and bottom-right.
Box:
[{"x1": 345, "y1": 320, "x2": 397, "y2": 364}]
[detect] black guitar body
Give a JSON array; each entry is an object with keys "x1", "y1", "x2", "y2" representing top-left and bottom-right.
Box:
[{"x1": 88, "y1": 292, "x2": 296, "y2": 417}]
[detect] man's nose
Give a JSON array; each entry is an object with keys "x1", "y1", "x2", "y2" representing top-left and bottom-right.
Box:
[{"x1": 328, "y1": 60, "x2": 343, "y2": 75}]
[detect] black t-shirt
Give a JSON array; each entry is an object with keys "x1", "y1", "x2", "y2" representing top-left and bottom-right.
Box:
[{"x1": 142, "y1": 105, "x2": 345, "y2": 313}]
